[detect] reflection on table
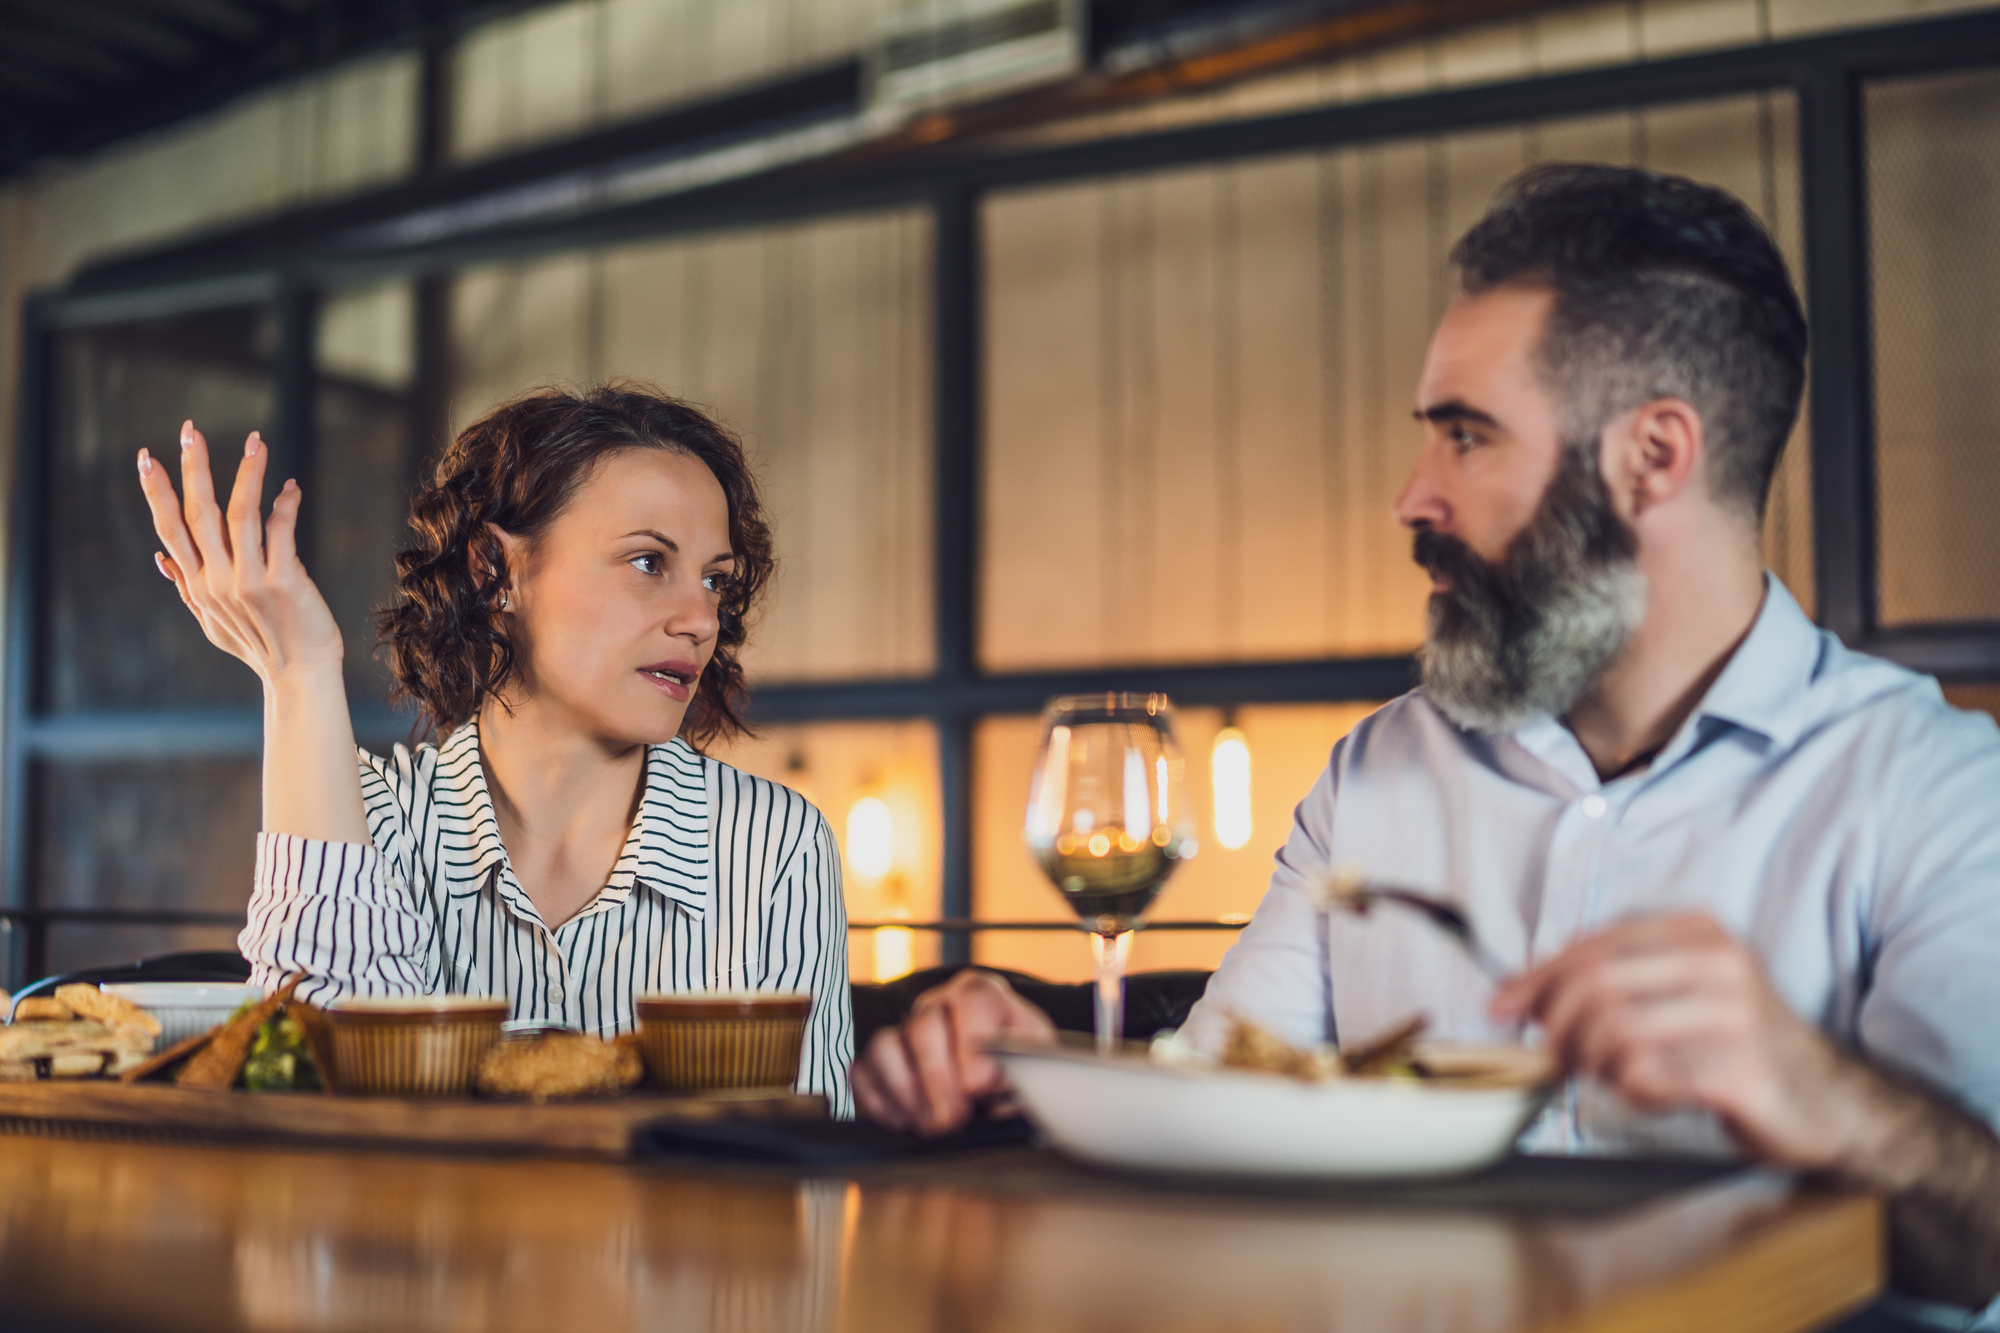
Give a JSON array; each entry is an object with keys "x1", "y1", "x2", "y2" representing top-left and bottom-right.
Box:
[{"x1": 0, "y1": 1135, "x2": 1879, "y2": 1333}]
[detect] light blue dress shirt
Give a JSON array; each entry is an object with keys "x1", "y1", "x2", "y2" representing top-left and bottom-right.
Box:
[{"x1": 1182, "y1": 576, "x2": 2000, "y2": 1320}]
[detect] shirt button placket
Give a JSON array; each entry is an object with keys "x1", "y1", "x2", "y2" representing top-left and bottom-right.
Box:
[
  {"x1": 545, "y1": 933, "x2": 570, "y2": 1016},
  {"x1": 1532, "y1": 793, "x2": 1611, "y2": 962}
]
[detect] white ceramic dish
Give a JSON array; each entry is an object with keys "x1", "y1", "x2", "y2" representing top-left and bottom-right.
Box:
[
  {"x1": 992, "y1": 1041, "x2": 1550, "y2": 1180},
  {"x1": 100, "y1": 982, "x2": 266, "y2": 1046}
]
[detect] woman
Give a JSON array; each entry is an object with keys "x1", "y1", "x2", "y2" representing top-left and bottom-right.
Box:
[{"x1": 137, "y1": 385, "x2": 852, "y2": 1113}]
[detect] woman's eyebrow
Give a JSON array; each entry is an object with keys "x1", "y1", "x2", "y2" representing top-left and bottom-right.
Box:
[{"x1": 620, "y1": 529, "x2": 732, "y2": 564}]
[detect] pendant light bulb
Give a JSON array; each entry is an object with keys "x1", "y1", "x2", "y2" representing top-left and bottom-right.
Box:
[
  {"x1": 1212, "y1": 725, "x2": 1253, "y2": 851},
  {"x1": 847, "y1": 796, "x2": 895, "y2": 882}
]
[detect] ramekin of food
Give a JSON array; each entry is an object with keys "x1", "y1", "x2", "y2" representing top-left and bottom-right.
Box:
[
  {"x1": 325, "y1": 996, "x2": 509, "y2": 1097},
  {"x1": 100, "y1": 982, "x2": 266, "y2": 1046},
  {"x1": 634, "y1": 992, "x2": 810, "y2": 1092}
]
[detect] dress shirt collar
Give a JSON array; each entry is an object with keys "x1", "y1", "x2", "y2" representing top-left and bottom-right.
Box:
[
  {"x1": 1497, "y1": 572, "x2": 1824, "y2": 792},
  {"x1": 611, "y1": 736, "x2": 711, "y2": 916},
  {"x1": 1670, "y1": 573, "x2": 1823, "y2": 752},
  {"x1": 435, "y1": 719, "x2": 710, "y2": 925}
]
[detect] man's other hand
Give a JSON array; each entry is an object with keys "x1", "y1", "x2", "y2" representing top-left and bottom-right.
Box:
[
  {"x1": 852, "y1": 969, "x2": 1057, "y2": 1135},
  {"x1": 1489, "y1": 912, "x2": 1856, "y2": 1167}
]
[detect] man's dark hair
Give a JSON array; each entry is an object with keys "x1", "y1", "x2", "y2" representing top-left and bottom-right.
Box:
[{"x1": 1450, "y1": 163, "x2": 1808, "y2": 521}]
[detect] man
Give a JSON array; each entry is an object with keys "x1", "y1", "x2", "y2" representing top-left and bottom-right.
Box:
[{"x1": 853, "y1": 164, "x2": 2000, "y2": 1318}]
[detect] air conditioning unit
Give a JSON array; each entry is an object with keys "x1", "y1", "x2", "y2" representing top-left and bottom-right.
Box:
[{"x1": 866, "y1": 0, "x2": 1088, "y2": 117}]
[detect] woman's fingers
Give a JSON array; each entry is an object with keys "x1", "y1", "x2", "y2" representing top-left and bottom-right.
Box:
[
  {"x1": 154, "y1": 552, "x2": 195, "y2": 615},
  {"x1": 224, "y1": 432, "x2": 269, "y2": 579},
  {"x1": 176, "y1": 421, "x2": 235, "y2": 573},
  {"x1": 263, "y1": 478, "x2": 302, "y2": 574},
  {"x1": 137, "y1": 446, "x2": 204, "y2": 580}
]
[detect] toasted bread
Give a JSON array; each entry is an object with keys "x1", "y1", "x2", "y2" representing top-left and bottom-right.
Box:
[
  {"x1": 0, "y1": 1017, "x2": 152, "y2": 1079},
  {"x1": 11, "y1": 997, "x2": 75, "y2": 1023},
  {"x1": 47, "y1": 1051, "x2": 113, "y2": 1078},
  {"x1": 0, "y1": 1020, "x2": 118, "y2": 1062},
  {"x1": 119, "y1": 1028, "x2": 216, "y2": 1084},
  {"x1": 54, "y1": 984, "x2": 161, "y2": 1038},
  {"x1": 475, "y1": 1031, "x2": 642, "y2": 1102}
]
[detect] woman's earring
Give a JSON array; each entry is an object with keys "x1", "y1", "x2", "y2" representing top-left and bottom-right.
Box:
[{"x1": 499, "y1": 591, "x2": 509, "y2": 611}]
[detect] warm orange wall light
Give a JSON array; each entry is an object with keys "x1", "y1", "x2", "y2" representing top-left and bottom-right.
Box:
[
  {"x1": 1211, "y1": 724, "x2": 1253, "y2": 851},
  {"x1": 848, "y1": 795, "x2": 914, "y2": 981}
]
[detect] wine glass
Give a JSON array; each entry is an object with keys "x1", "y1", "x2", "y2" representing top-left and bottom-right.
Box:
[{"x1": 1023, "y1": 693, "x2": 1198, "y2": 1055}]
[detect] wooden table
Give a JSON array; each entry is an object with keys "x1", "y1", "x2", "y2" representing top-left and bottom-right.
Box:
[{"x1": 0, "y1": 1132, "x2": 1882, "y2": 1333}]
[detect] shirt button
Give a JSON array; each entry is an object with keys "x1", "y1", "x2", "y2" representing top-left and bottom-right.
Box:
[
  {"x1": 548, "y1": 986, "x2": 566, "y2": 1004},
  {"x1": 1580, "y1": 794, "x2": 1608, "y2": 819}
]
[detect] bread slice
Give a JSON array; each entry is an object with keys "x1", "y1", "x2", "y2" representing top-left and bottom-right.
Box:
[
  {"x1": 0, "y1": 1020, "x2": 118, "y2": 1062},
  {"x1": 54, "y1": 984, "x2": 162, "y2": 1038},
  {"x1": 119, "y1": 1028, "x2": 216, "y2": 1084},
  {"x1": 47, "y1": 1051, "x2": 113, "y2": 1078},
  {"x1": 11, "y1": 997, "x2": 75, "y2": 1023}
]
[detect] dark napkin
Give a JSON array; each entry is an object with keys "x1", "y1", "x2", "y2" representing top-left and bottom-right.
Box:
[
  {"x1": 633, "y1": 1113, "x2": 1036, "y2": 1166},
  {"x1": 632, "y1": 1115, "x2": 1743, "y2": 1216}
]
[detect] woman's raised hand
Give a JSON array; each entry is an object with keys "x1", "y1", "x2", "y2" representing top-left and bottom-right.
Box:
[{"x1": 138, "y1": 421, "x2": 344, "y2": 685}]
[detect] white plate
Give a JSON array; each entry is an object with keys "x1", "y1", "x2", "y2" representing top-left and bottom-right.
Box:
[
  {"x1": 992, "y1": 1041, "x2": 1550, "y2": 1179},
  {"x1": 101, "y1": 982, "x2": 266, "y2": 1046}
]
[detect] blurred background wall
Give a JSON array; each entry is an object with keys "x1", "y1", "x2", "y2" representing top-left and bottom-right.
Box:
[{"x1": 3, "y1": 0, "x2": 1998, "y2": 992}]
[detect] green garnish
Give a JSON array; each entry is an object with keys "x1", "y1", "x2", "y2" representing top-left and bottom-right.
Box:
[{"x1": 241, "y1": 1012, "x2": 320, "y2": 1092}]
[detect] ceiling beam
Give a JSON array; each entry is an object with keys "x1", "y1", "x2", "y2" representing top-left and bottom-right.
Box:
[
  {"x1": 0, "y1": 63, "x2": 81, "y2": 107},
  {"x1": 0, "y1": 0, "x2": 574, "y2": 179},
  {"x1": 109, "y1": 0, "x2": 271, "y2": 43},
  {"x1": 0, "y1": 22, "x2": 154, "y2": 88},
  {"x1": 0, "y1": 0, "x2": 207, "y2": 68}
]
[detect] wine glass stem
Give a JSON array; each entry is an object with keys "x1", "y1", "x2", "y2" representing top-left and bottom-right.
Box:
[{"x1": 1091, "y1": 930, "x2": 1132, "y2": 1056}]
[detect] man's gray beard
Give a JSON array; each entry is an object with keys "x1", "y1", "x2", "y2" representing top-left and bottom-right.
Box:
[{"x1": 1416, "y1": 447, "x2": 1649, "y2": 735}]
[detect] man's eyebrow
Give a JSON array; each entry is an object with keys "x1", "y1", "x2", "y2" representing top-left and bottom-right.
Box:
[{"x1": 1414, "y1": 400, "x2": 1502, "y2": 429}]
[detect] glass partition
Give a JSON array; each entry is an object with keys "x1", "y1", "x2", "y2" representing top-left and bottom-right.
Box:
[
  {"x1": 979, "y1": 93, "x2": 1813, "y2": 674},
  {"x1": 452, "y1": 209, "x2": 936, "y2": 685},
  {"x1": 1868, "y1": 67, "x2": 2000, "y2": 626},
  {"x1": 44, "y1": 304, "x2": 278, "y2": 712},
  {"x1": 33, "y1": 757, "x2": 260, "y2": 974},
  {"x1": 316, "y1": 281, "x2": 421, "y2": 708}
]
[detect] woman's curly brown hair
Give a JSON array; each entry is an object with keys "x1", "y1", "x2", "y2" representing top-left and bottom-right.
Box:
[{"x1": 377, "y1": 382, "x2": 773, "y2": 749}]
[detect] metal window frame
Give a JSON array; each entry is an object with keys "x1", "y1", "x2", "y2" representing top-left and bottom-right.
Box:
[{"x1": 10, "y1": 9, "x2": 2000, "y2": 987}]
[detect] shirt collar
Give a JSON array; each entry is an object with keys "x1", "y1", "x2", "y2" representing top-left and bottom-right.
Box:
[
  {"x1": 435, "y1": 720, "x2": 710, "y2": 923},
  {"x1": 1496, "y1": 573, "x2": 1824, "y2": 790},
  {"x1": 610, "y1": 737, "x2": 711, "y2": 916},
  {"x1": 1668, "y1": 573, "x2": 1824, "y2": 753}
]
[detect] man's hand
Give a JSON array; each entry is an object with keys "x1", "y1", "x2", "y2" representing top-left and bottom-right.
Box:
[
  {"x1": 1492, "y1": 911, "x2": 2000, "y2": 1309},
  {"x1": 1488, "y1": 912, "x2": 1855, "y2": 1166},
  {"x1": 852, "y1": 970, "x2": 1056, "y2": 1135}
]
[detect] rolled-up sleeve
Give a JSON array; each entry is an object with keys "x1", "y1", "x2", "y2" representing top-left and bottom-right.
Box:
[
  {"x1": 238, "y1": 747, "x2": 438, "y2": 1006},
  {"x1": 1179, "y1": 753, "x2": 1342, "y2": 1056}
]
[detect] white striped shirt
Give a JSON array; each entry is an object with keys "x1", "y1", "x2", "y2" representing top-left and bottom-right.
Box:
[{"x1": 240, "y1": 719, "x2": 853, "y2": 1116}]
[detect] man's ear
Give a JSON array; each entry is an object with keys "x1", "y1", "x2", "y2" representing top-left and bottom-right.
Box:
[{"x1": 1606, "y1": 397, "x2": 1703, "y2": 521}]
